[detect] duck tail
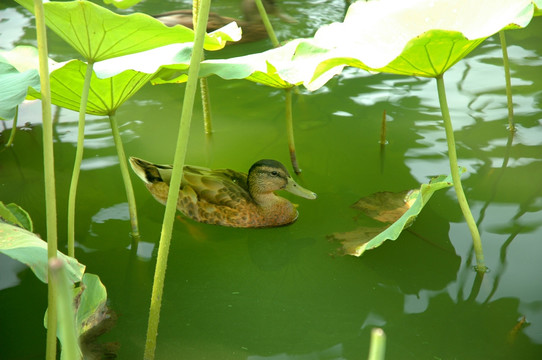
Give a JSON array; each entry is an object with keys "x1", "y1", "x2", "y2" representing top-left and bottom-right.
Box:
[{"x1": 129, "y1": 157, "x2": 169, "y2": 184}]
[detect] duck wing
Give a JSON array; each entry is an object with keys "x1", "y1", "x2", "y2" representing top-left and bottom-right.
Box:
[{"x1": 182, "y1": 166, "x2": 252, "y2": 208}]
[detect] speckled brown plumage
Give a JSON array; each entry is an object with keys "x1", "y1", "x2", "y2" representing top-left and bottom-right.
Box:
[{"x1": 129, "y1": 157, "x2": 316, "y2": 228}]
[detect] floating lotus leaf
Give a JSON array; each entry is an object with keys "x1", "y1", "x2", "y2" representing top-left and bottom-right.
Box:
[
  {"x1": 329, "y1": 171, "x2": 461, "y2": 257},
  {"x1": 14, "y1": 0, "x2": 241, "y2": 61},
  {"x1": 352, "y1": 190, "x2": 418, "y2": 224}
]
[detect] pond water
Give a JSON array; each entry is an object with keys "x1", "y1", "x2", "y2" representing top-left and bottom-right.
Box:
[{"x1": 1, "y1": 1, "x2": 542, "y2": 359}]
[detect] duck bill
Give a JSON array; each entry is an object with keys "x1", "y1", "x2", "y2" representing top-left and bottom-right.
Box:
[{"x1": 284, "y1": 178, "x2": 317, "y2": 200}]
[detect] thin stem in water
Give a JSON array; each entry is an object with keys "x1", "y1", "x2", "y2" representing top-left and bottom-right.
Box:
[
  {"x1": 285, "y1": 88, "x2": 300, "y2": 174},
  {"x1": 200, "y1": 78, "x2": 212, "y2": 134},
  {"x1": 254, "y1": 0, "x2": 279, "y2": 47},
  {"x1": 67, "y1": 61, "x2": 94, "y2": 257},
  {"x1": 436, "y1": 74, "x2": 487, "y2": 273},
  {"x1": 108, "y1": 112, "x2": 140, "y2": 238},
  {"x1": 143, "y1": 1, "x2": 212, "y2": 359},
  {"x1": 499, "y1": 30, "x2": 515, "y2": 132},
  {"x1": 33, "y1": 0, "x2": 59, "y2": 358},
  {"x1": 254, "y1": 0, "x2": 301, "y2": 173},
  {"x1": 193, "y1": 0, "x2": 213, "y2": 134},
  {"x1": 5, "y1": 106, "x2": 18, "y2": 148}
]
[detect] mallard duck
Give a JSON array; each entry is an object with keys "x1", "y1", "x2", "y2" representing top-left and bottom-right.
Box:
[
  {"x1": 153, "y1": 0, "x2": 296, "y2": 44},
  {"x1": 129, "y1": 157, "x2": 316, "y2": 228}
]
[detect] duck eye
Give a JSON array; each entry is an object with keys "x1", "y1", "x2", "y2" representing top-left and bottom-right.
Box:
[{"x1": 271, "y1": 171, "x2": 279, "y2": 176}]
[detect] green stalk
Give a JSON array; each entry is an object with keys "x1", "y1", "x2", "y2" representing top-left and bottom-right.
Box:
[
  {"x1": 499, "y1": 30, "x2": 515, "y2": 132},
  {"x1": 143, "y1": 0, "x2": 211, "y2": 358},
  {"x1": 200, "y1": 78, "x2": 212, "y2": 133},
  {"x1": 254, "y1": 0, "x2": 279, "y2": 47},
  {"x1": 380, "y1": 110, "x2": 387, "y2": 145},
  {"x1": 67, "y1": 61, "x2": 94, "y2": 257},
  {"x1": 108, "y1": 112, "x2": 139, "y2": 238},
  {"x1": 436, "y1": 75, "x2": 487, "y2": 273},
  {"x1": 5, "y1": 106, "x2": 18, "y2": 147},
  {"x1": 285, "y1": 88, "x2": 300, "y2": 174},
  {"x1": 193, "y1": 0, "x2": 213, "y2": 134},
  {"x1": 49, "y1": 259, "x2": 81, "y2": 360},
  {"x1": 33, "y1": 0, "x2": 58, "y2": 358},
  {"x1": 367, "y1": 328, "x2": 386, "y2": 360},
  {"x1": 255, "y1": 0, "x2": 302, "y2": 173}
]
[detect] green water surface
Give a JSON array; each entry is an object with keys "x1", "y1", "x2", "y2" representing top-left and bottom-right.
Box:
[{"x1": 1, "y1": 1, "x2": 542, "y2": 359}]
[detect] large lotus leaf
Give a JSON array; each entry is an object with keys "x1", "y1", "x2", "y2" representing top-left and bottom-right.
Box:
[
  {"x1": 0, "y1": 221, "x2": 85, "y2": 283},
  {"x1": 303, "y1": 0, "x2": 534, "y2": 85},
  {"x1": 14, "y1": 0, "x2": 241, "y2": 61},
  {"x1": 0, "y1": 45, "x2": 57, "y2": 73},
  {"x1": 93, "y1": 43, "x2": 193, "y2": 79},
  {"x1": 329, "y1": 171, "x2": 459, "y2": 257},
  {"x1": 0, "y1": 62, "x2": 39, "y2": 121},
  {"x1": 103, "y1": 0, "x2": 142, "y2": 10},
  {"x1": 11, "y1": 44, "x2": 193, "y2": 115},
  {"x1": 152, "y1": 38, "x2": 345, "y2": 89},
  {"x1": 26, "y1": 59, "x2": 155, "y2": 115}
]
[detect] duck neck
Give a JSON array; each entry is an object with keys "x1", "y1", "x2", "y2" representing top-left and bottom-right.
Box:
[{"x1": 250, "y1": 190, "x2": 280, "y2": 207}]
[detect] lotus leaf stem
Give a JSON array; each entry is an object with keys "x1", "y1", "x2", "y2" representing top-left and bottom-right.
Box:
[
  {"x1": 200, "y1": 78, "x2": 212, "y2": 133},
  {"x1": 33, "y1": 0, "x2": 58, "y2": 358},
  {"x1": 5, "y1": 106, "x2": 18, "y2": 147},
  {"x1": 254, "y1": 0, "x2": 279, "y2": 47},
  {"x1": 285, "y1": 88, "x2": 300, "y2": 174},
  {"x1": 193, "y1": 0, "x2": 213, "y2": 134},
  {"x1": 254, "y1": 0, "x2": 301, "y2": 173},
  {"x1": 143, "y1": 0, "x2": 211, "y2": 358},
  {"x1": 436, "y1": 74, "x2": 487, "y2": 273},
  {"x1": 67, "y1": 61, "x2": 94, "y2": 257},
  {"x1": 380, "y1": 110, "x2": 387, "y2": 145},
  {"x1": 108, "y1": 112, "x2": 139, "y2": 238},
  {"x1": 368, "y1": 328, "x2": 386, "y2": 360},
  {"x1": 499, "y1": 30, "x2": 515, "y2": 132},
  {"x1": 49, "y1": 259, "x2": 81, "y2": 360}
]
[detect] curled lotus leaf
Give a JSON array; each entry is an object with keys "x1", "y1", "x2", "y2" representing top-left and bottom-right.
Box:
[{"x1": 329, "y1": 171, "x2": 461, "y2": 257}]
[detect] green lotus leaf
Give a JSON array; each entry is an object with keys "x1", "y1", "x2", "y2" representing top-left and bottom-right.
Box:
[
  {"x1": 303, "y1": 0, "x2": 535, "y2": 86},
  {"x1": 17, "y1": 43, "x2": 192, "y2": 115},
  {"x1": 329, "y1": 171, "x2": 461, "y2": 257},
  {"x1": 0, "y1": 62, "x2": 39, "y2": 121},
  {"x1": 76, "y1": 273, "x2": 108, "y2": 337},
  {"x1": 93, "y1": 43, "x2": 193, "y2": 79},
  {"x1": 14, "y1": 0, "x2": 241, "y2": 61},
  {"x1": 0, "y1": 201, "x2": 33, "y2": 232},
  {"x1": 25, "y1": 59, "x2": 155, "y2": 115},
  {"x1": 0, "y1": 221, "x2": 85, "y2": 283},
  {"x1": 103, "y1": 0, "x2": 142, "y2": 10},
  {"x1": 152, "y1": 38, "x2": 343, "y2": 89}
]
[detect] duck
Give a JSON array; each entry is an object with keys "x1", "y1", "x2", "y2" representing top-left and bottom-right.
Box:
[
  {"x1": 129, "y1": 157, "x2": 317, "y2": 228},
  {"x1": 153, "y1": 0, "x2": 296, "y2": 44}
]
